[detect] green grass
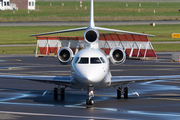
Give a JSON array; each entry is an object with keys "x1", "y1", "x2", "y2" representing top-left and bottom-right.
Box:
[
  {"x1": 0, "y1": 24, "x2": 180, "y2": 45},
  {"x1": 0, "y1": 46, "x2": 36, "y2": 54},
  {"x1": 0, "y1": 26, "x2": 85, "y2": 45},
  {"x1": 152, "y1": 44, "x2": 180, "y2": 52},
  {"x1": 106, "y1": 24, "x2": 180, "y2": 42},
  {"x1": 0, "y1": 1, "x2": 180, "y2": 22},
  {"x1": 0, "y1": 24, "x2": 180, "y2": 54}
]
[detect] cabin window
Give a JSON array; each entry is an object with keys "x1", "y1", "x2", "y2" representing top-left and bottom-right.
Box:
[
  {"x1": 90, "y1": 58, "x2": 101, "y2": 64},
  {"x1": 76, "y1": 57, "x2": 89, "y2": 64}
]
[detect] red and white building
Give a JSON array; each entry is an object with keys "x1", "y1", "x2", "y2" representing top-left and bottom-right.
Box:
[{"x1": 0, "y1": 0, "x2": 35, "y2": 10}]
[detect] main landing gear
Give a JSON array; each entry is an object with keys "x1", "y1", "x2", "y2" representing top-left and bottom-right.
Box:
[
  {"x1": 86, "y1": 86, "x2": 94, "y2": 105},
  {"x1": 117, "y1": 85, "x2": 139, "y2": 99},
  {"x1": 117, "y1": 85, "x2": 128, "y2": 99},
  {"x1": 54, "y1": 85, "x2": 65, "y2": 100}
]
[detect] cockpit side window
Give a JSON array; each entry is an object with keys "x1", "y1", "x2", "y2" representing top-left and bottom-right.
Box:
[
  {"x1": 100, "y1": 57, "x2": 105, "y2": 63},
  {"x1": 74, "y1": 57, "x2": 79, "y2": 63},
  {"x1": 90, "y1": 58, "x2": 101, "y2": 64},
  {"x1": 76, "y1": 57, "x2": 89, "y2": 64}
]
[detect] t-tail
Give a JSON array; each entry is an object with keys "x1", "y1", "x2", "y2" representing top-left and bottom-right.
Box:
[{"x1": 30, "y1": 0, "x2": 154, "y2": 37}]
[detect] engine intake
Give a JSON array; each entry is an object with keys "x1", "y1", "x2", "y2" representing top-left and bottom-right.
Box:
[
  {"x1": 84, "y1": 28, "x2": 99, "y2": 43},
  {"x1": 57, "y1": 47, "x2": 73, "y2": 65},
  {"x1": 109, "y1": 47, "x2": 126, "y2": 65}
]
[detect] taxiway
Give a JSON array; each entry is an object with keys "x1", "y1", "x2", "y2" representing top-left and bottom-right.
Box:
[{"x1": 0, "y1": 53, "x2": 180, "y2": 120}]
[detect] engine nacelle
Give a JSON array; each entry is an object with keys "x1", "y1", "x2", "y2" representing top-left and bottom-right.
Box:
[
  {"x1": 57, "y1": 47, "x2": 73, "y2": 65},
  {"x1": 109, "y1": 47, "x2": 126, "y2": 65},
  {"x1": 84, "y1": 28, "x2": 99, "y2": 43}
]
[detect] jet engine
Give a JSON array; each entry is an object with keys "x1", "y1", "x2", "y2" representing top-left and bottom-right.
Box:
[
  {"x1": 109, "y1": 47, "x2": 126, "y2": 65},
  {"x1": 57, "y1": 47, "x2": 73, "y2": 65},
  {"x1": 84, "y1": 28, "x2": 99, "y2": 43}
]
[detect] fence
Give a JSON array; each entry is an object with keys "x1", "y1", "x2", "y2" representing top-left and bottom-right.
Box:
[{"x1": 35, "y1": 33, "x2": 157, "y2": 59}]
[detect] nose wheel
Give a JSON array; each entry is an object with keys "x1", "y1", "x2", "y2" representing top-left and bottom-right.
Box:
[
  {"x1": 86, "y1": 99, "x2": 94, "y2": 105},
  {"x1": 86, "y1": 86, "x2": 94, "y2": 105}
]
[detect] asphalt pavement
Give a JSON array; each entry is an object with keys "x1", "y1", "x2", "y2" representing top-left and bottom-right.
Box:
[
  {"x1": 1, "y1": 20, "x2": 180, "y2": 26},
  {"x1": 0, "y1": 53, "x2": 180, "y2": 119}
]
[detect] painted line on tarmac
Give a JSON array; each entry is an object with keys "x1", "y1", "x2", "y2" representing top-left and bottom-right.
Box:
[
  {"x1": 149, "y1": 97, "x2": 180, "y2": 101},
  {"x1": 66, "y1": 105, "x2": 180, "y2": 118},
  {"x1": 113, "y1": 65, "x2": 180, "y2": 67},
  {"x1": 0, "y1": 65, "x2": 45, "y2": 70},
  {"x1": 0, "y1": 110, "x2": 124, "y2": 120},
  {"x1": 111, "y1": 68, "x2": 179, "y2": 72},
  {"x1": 95, "y1": 94, "x2": 116, "y2": 97},
  {"x1": 0, "y1": 59, "x2": 21, "y2": 62}
]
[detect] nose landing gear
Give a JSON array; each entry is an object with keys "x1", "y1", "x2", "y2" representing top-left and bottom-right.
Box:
[{"x1": 86, "y1": 86, "x2": 94, "y2": 105}]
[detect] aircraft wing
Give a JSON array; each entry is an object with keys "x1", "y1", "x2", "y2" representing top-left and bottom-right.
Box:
[
  {"x1": 111, "y1": 75, "x2": 180, "y2": 86},
  {"x1": 0, "y1": 74, "x2": 71, "y2": 87}
]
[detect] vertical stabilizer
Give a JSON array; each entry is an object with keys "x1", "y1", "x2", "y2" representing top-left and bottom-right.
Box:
[
  {"x1": 30, "y1": 0, "x2": 154, "y2": 37},
  {"x1": 89, "y1": 0, "x2": 95, "y2": 28}
]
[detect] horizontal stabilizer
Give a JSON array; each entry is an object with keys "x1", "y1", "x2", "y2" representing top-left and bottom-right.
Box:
[
  {"x1": 95, "y1": 27, "x2": 155, "y2": 37},
  {"x1": 30, "y1": 27, "x2": 88, "y2": 37}
]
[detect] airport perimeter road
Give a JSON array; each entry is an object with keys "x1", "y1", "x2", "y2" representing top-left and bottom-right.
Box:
[
  {"x1": 37, "y1": 0, "x2": 180, "y2": 2},
  {"x1": 1, "y1": 20, "x2": 180, "y2": 26},
  {"x1": 0, "y1": 53, "x2": 180, "y2": 120}
]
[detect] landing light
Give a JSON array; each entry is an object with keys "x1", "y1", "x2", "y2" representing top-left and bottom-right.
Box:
[{"x1": 90, "y1": 90, "x2": 93, "y2": 94}]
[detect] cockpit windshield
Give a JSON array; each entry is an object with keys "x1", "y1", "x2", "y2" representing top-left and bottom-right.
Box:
[
  {"x1": 76, "y1": 57, "x2": 89, "y2": 64},
  {"x1": 90, "y1": 58, "x2": 101, "y2": 64},
  {"x1": 75, "y1": 57, "x2": 105, "y2": 64}
]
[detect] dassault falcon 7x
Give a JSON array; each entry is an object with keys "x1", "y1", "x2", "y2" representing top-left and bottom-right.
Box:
[{"x1": 1, "y1": 0, "x2": 180, "y2": 105}]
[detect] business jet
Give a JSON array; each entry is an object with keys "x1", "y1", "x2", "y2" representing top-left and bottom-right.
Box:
[{"x1": 1, "y1": 0, "x2": 180, "y2": 105}]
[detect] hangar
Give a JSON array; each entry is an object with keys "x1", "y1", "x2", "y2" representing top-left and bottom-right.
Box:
[{"x1": 0, "y1": 0, "x2": 35, "y2": 10}]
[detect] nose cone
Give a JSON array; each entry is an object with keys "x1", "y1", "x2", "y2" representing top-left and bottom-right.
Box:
[{"x1": 75, "y1": 65, "x2": 106, "y2": 85}]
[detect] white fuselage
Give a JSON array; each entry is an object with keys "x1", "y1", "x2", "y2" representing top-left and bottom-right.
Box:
[{"x1": 71, "y1": 48, "x2": 111, "y2": 90}]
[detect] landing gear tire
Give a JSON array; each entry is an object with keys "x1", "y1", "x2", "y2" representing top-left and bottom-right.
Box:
[
  {"x1": 117, "y1": 87, "x2": 121, "y2": 99},
  {"x1": 124, "y1": 87, "x2": 128, "y2": 99},
  {"x1": 86, "y1": 99, "x2": 89, "y2": 105},
  {"x1": 61, "y1": 88, "x2": 65, "y2": 100},
  {"x1": 54, "y1": 88, "x2": 58, "y2": 100},
  {"x1": 86, "y1": 99, "x2": 94, "y2": 105}
]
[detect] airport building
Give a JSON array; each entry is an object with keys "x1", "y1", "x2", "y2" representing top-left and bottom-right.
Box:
[{"x1": 0, "y1": 0, "x2": 35, "y2": 10}]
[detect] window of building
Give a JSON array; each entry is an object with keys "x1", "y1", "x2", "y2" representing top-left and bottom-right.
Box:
[
  {"x1": 29, "y1": 2, "x2": 31, "y2": 6},
  {"x1": 4, "y1": 2, "x2": 6, "y2": 6},
  {"x1": 32, "y1": 2, "x2": 34, "y2": 6},
  {"x1": 7, "y1": 2, "x2": 9, "y2": 6}
]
